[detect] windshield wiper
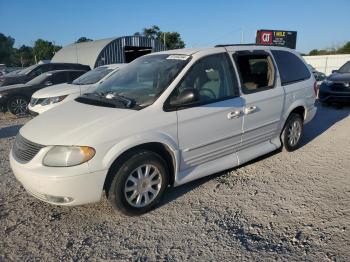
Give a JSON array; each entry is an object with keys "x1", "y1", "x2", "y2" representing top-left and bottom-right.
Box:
[{"x1": 99, "y1": 92, "x2": 135, "y2": 108}]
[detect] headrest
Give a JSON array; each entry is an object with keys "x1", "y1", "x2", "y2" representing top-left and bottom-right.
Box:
[{"x1": 205, "y1": 69, "x2": 219, "y2": 81}]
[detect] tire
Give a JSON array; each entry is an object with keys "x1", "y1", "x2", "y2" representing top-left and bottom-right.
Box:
[
  {"x1": 106, "y1": 150, "x2": 169, "y2": 216},
  {"x1": 282, "y1": 113, "x2": 304, "y2": 152},
  {"x1": 7, "y1": 96, "x2": 29, "y2": 116}
]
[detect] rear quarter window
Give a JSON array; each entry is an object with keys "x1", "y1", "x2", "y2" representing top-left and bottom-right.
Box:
[{"x1": 271, "y1": 50, "x2": 311, "y2": 85}]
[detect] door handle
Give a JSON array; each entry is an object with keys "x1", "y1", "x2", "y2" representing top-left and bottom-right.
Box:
[
  {"x1": 227, "y1": 110, "x2": 241, "y2": 119},
  {"x1": 244, "y1": 106, "x2": 257, "y2": 115}
]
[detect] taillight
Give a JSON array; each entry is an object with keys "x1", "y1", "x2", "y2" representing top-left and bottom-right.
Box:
[{"x1": 313, "y1": 81, "x2": 318, "y2": 97}]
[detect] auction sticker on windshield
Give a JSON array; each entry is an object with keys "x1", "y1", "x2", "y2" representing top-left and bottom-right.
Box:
[{"x1": 166, "y1": 55, "x2": 190, "y2": 60}]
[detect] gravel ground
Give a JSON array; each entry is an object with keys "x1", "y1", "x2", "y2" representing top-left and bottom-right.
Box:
[{"x1": 1, "y1": 104, "x2": 350, "y2": 261}]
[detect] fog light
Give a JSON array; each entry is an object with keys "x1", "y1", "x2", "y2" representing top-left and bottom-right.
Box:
[{"x1": 44, "y1": 195, "x2": 73, "y2": 204}]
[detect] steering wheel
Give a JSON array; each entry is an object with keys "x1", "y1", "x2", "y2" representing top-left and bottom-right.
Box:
[{"x1": 199, "y1": 88, "x2": 216, "y2": 99}]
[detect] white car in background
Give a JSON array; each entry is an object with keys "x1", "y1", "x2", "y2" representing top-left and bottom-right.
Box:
[{"x1": 28, "y1": 63, "x2": 124, "y2": 114}]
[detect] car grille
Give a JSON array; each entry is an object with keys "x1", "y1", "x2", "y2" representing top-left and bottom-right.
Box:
[{"x1": 12, "y1": 134, "x2": 45, "y2": 163}]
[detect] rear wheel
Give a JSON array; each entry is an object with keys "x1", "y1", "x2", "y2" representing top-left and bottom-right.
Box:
[
  {"x1": 282, "y1": 113, "x2": 304, "y2": 152},
  {"x1": 7, "y1": 96, "x2": 29, "y2": 116},
  {"x1": 106, "y1": 150, "x2": 169, "y2": 216}
]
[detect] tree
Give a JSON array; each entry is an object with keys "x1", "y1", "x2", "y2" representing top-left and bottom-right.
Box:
[
  {"x1": 142, "y1": 25, "x2": 161, "y2": 39},
  {"x1": 76, "y1": 37, "x2": 93, "y2": 43},
  {"x1": 162, "y1": 32, "x2": 185, "y2": 49},
  {"x1": 0, "y1": 33, "x2": 15, "y2": 66},
  {"x1": 308, "y1": 49, "x2": 319, "y2": 56},
  {"x1": 134, "y1": 25, "x2": 185, "y2": 49},
  {"x1": 337, "y1": 41, "x2": 350, "y2": 54},
  {"x1": 32, "y1": 39, "x2": 61, "y2": 62},
  {"x1": 17, "y1": 45, "x2": 34, "y2": 66}
]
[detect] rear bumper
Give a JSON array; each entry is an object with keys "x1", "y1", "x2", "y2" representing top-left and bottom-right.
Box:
[{"x1": 305, "y1": 105, "x2": 317, "y2": 124}]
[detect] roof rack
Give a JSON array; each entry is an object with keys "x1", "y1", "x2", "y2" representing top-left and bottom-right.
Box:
[
  {"x1": 215, "y1": 43, "x2": 265, "y2": 47},
  {"x1": 215, "y1": 44, "x2": 291, "y2": 49}
]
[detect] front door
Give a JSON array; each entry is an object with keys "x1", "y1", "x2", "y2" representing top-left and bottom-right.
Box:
[{"x1": 169, "y1": 53, "x2": 244, "y2": 184}]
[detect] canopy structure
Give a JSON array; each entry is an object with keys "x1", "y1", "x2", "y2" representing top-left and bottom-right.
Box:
[{"x1": 52, "y1": 36, "x2": 166, "y2": 68}]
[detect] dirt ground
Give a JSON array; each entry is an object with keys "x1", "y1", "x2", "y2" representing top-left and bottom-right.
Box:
[{"x1": 0, "y1": 103, "x2": 349, "y2": 261}]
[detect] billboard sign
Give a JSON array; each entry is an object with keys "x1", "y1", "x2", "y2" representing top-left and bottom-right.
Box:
[{"x1": 256, "y1": 30, "x2": 297, "y2": 49}]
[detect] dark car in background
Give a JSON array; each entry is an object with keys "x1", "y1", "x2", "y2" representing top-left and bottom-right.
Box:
[
  {"x1": 307, "y1": 64, "x2": 326, "y2": 82},
  {"x1": 0, "y1": 69, "x2": 87, "y2": 115},
  {"x1": 0, "y1": 63, "x2": 90, "y2": 87},
  {"x1": 319, "y1": 60, "x2": 350, "y2": 106}
]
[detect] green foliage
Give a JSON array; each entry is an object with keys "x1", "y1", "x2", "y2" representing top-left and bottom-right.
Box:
[
  {"x1": 33, "y1": 39, "x2": 61, "y2": 62},
  {"x1": 76, "y1": 37, "x2": 93, "y2": 43},
  {"x1": 0, "y1": 33, "x2": 15, "y2": 65},
  {"x1": 337, "y1": 41, "x2": 350, "y2": 54},
  {"x1": 134, "y1": 25, "x2": 185, "y2": 49},
  {"x1": 308, "y1": 42, "x2": 350, "y2": 55},
  {"x1": 17, "y1": 45, "x2": 34, "y2": 66}
]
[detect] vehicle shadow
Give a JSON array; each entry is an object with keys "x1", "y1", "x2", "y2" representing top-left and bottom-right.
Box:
[
  {"x1": 0, "y1": 124, "x2": 22, "y2": 139},
  {"x1": 300, "y1": 102, "x2": 350, "y2": 146},
  {"x1": 159, "y1": 102, "x2": 350, "y2": 208},
  {"x1": 159, "y1": 150, "x2": 281, "y2": 208}
]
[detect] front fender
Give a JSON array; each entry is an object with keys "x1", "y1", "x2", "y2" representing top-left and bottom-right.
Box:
[{"x1": 101, "y1": 131, "x2": 180, "y2": 173}]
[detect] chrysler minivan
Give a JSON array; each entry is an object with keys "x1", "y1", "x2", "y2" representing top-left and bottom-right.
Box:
[{"x1": 10, "y1": 45, "x2": 317, "y2": 215}]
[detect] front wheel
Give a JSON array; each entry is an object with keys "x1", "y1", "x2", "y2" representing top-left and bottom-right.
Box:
[
  {"x1": 106, "y1": 150, "x2": 169, "y2": 216},
  {"x1": 282, "y1": 113, "x2": 304, "y2": 152},
  {"x1": 7, "y1": 96, "x2": 29, "y2": 116}
]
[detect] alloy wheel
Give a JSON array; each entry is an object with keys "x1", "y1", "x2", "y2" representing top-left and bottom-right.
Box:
[
  {"x1": 9, "y1": 98, "x2": 28, "y2": 115},
  {"x1": 124, "y1": 164, "x2": 162, "y2": 208},
  {"x1": 288, "y1": 120, "x2": 302, "y2": 147}
]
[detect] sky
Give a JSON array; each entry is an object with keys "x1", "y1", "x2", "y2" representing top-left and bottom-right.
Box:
[{"x1": 0, "y1": 0, "x2": 349, "y2": 53}]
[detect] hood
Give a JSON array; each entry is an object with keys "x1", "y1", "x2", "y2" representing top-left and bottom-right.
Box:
[
  {"x1": 0, "y1": 83, "x2": 27, "y2": 92},
  {"x1": 328, "y1": 72, "x2": 350, "y2": 82},
  {"x1": 0, "y1": 74, "x2": 29, "y2": 86},
  {"x1": 33, "y1": 83, "x2": 80, "y2": 98},
  {"x1": 20, "y1": 100, "x2": 136, "y2": 145},
  {"x1": 32, "y1": 83, "x2": 94, "y2": 98}
]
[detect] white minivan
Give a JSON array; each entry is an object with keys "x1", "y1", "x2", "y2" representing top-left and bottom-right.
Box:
[
  {"x1": 10, "y1": 45, "x2": 317, "y2": 215},
  {"x1": 28, "y1": 63, "x2": 124, "y2": 114}
]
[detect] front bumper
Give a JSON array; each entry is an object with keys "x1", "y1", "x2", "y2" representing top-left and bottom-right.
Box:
[
  {"x1": 319, "y1": 84, "x2": 350, "y2": 103},
  {"x1": 10, "y1": 148, "x2": 108, "y2": 206}
]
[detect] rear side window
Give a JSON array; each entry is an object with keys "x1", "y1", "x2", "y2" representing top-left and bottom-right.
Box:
[
  {"x1": 271, "y1": 50, "x2": 311, "y2": 85},
  {"x1": 49, "y1": 72, "x2": 69, "y2": 84},
  {"x1": 234, "y1": 51, "x2": 276, "y2": 94},
  {"x1": 52, "y1": 64, "x2": 69, "y2": 70},
  {"x1": 68, "y1": 71, "x2": 85, "y2": 81}
]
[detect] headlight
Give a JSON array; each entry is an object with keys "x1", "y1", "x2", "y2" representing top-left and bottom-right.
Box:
[
  {"x1": 43, "y1": 146, "x2": 95, "y2": 167},
  {"x1": 324, "y1": 79, "x2": 333, "y2": 86},
  {"x1": 40, "y1": 95, "x2": 68, "y2": 106}
]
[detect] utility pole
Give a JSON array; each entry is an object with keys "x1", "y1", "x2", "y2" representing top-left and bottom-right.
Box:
[
  {"x1": 163, "y1": 32, "x2": 166, "y2": 48},
  {"x1": 240, "y1": 27, "x2": 244, "y2": 44}
]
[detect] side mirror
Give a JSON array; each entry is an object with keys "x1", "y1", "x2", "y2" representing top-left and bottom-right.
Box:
[
  {"x1": 44, "y1": 81, "x2": 53, "y2": 86},
  {"x1": 170, "y1": 88, "x2": 199, "y2": 107},
  {"x1": 332, "y1": 70, "x2": 338, "y2": 74}
]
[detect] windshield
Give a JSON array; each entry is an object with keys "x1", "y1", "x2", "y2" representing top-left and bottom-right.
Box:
[
  {"x1": 338, "y1": 61, "x2": 350, "y2": 73},
  {"x1": 26, "y1": 72, "x2": 50, "y2": 85},
  {"x1": 20, "y1": 64, "x2": 38, "y2": 75},
  {"x1": 73, "y1": 66, "x2": 113, "y2": 85},
  {"x1": 95, "y1": 54, "x2": 190, "y2": 107}
]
